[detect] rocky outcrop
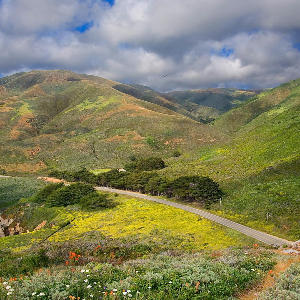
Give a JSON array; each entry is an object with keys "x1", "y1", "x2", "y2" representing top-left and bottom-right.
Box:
[{"x1": 0, "y1": 215, "x2": 14, "y2": 237}]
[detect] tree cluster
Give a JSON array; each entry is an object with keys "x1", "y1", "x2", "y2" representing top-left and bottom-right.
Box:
[
  {"x1": 49, "y1": 159, "x2": 222, "y2": 207},
  {"x1": 32, "y1": 182, "x2": 116, "y2": 210}
]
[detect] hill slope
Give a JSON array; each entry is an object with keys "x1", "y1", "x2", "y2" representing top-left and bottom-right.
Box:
[
  {"x1": 113, "y1": 84, "x2": 261, "y2": 123},
  {"x1": 0, "y1": 70, "x2": 226, "y2": 173}
]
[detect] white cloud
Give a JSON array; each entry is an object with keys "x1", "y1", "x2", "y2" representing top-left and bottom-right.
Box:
[{"x1": 1, "y1": 0, "x2": 300, "y2": 90}]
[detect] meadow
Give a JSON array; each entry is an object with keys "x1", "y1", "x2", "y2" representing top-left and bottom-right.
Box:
[{"x1": 0, "y1": 180, "x2": 276, "y2": 299}]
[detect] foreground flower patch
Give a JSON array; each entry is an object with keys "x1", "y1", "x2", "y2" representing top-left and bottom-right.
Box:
[{"x1": 0, "y1": 249, "x2": 275, "y2": 300}]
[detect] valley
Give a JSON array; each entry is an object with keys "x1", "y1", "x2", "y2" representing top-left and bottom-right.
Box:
[{"x1": 0, "y1": 70, "x2": 300, "y2": 299}]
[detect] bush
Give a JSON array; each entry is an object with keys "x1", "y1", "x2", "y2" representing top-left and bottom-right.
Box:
[
  {"x1": 79, "y1": 192, "x2": 117, "y2": 211},
  {"x1": 46, "y1": 183, "x2": 95, "y2": 207},
  {"x1": 125, "y1": 157, "x2": 166, "y2": 171},
  {"x1": 32, "y1": 182, "x2": 64, "y2": 203},
  {"x1": 168, "y1": 175, "x2": 223, "y2": 205}
]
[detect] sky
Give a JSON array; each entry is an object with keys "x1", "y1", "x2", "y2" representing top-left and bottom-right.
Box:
[{"x1": 1, "y1": 0, "x2": 300, "y2": 92}]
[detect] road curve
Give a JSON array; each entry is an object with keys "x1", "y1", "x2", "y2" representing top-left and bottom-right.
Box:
[{"x1": 96, "y1": 186, "x2": 293, "y2": 246}]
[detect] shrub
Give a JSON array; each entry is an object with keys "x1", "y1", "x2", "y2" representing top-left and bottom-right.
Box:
[
  {"x1": 31, "y1": 182, "x2": 64, "y2": 203},
  {"x1": 168, "y1": 175, "x2": 223, "y2": 205},
  {"x1": 125, "y1": 157, "x2": 166, "y2": 171},
  {"x1": 79, "y1": 192, "x2": 117, "y2": 211},
  {"x1": 46, "y1": 183, "x2": 95, "y2": 207}
]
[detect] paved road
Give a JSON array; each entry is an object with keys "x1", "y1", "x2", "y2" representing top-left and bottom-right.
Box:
[{"x1": 96, "y1": 186, "x2": 293, "y2": 246}]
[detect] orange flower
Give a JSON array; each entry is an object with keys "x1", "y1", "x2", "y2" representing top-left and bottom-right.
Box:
[{"x1": 186, "y1": 283, "x2": 189, "y2": 287}]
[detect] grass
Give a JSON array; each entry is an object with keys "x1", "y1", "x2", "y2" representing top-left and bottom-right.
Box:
[{"x1": 0, "y1": 177, "x2": 45, "y2": 208}]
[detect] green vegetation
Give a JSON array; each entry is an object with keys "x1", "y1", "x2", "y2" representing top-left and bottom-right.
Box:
[
  {"x1": 0, "y1": 70, "x2": 226, "y2": 174},
  {"x1": 0, "y1": 177, "x2": 45, "y2": 208},
  {"x1": 46, "y1": 183, "x2": 95, "y2": 207},
  {"x1": 0, "y1": 249, "x2": 276, "y2": 300},
  {"x1": 1, "y1": 70, "x2": 300, "y2": 299},
  {"x1": 49, "y1": 163, "x2": 222, "y2": 206},
  {"x1": 259, "y1": 262, "x2": 300, "y2": 299}
]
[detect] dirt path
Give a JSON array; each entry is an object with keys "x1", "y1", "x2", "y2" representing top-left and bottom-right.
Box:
[{"x1": 239, "y1": 252, "x2": 300, "y2": 300}]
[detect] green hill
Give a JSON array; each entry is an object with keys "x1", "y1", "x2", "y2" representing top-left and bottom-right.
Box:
[
  {"x1": 160, "y1": 79, "x2": 300, "y2": 240},
  {"x1": 0, "y1": 70, "x2": 226, "y2": 174},
  {"x1": 112, "y1": 84, "x2": 260, "y2": 123}
]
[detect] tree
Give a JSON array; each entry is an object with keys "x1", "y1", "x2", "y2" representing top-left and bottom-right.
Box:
[
  {"x1": 46, "y1": 183, "x2": 95, "y2": 207},
  {"x1": 32, "y1": 182, "x2": 64, "y2": 203},
  {"x1": 170, "y1": 175, "x2": 222, "y2": 205},
  {"x1": 79, "y1": 192, "x2": 116, "y2": 211}
]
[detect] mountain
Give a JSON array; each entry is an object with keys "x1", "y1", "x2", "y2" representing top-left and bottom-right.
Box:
[
  {"x1": 0, "y1": 70, "x2": 226, "y2": 174},
  {"x1": 113, "y1": 84, "x2": 261, "y2": 123}
]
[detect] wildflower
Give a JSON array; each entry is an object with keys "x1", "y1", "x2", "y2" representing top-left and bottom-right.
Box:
[
  {"x1": 186, "y1": 283, "x2": 189, "y2": 287},
  {"x1": 84, "y1": 279, "x2": 89, "y2": 283},
  {"x1": 38, "y1": 292, "x2": 45, "y2": 296},
  {"x1": 123, "y1": 291, "x2": 127, "y2": 295},
  {"x1": 32, "y1": 292, "x2": 37, "y2": 295},
  {"x1": 269, "y1": 270, "x2": 273, "y2": 275},
  {"x1": 94, "y1": 282, "x2": 97, "y2": 285},
  {"x1": 3, "y1": 282, "x2": 8, "y2": 285},
  {"x1": 81, "y1": 270, "x2": 86, "y2": 273},
  {"x1": 127, "y1": 290, "x2": 131, "y2": 293},
  {"x1": 90, "y1": 295, "x2": 93, "y2": 298},
  {"x1": 148, "y1": 286, "x2": 151, "y2": 289},
  {"x1": 113, "y1": 289, "x2": 117, "y2": 292},
  {"x1": 169, "y1": 281, "x2": 172, "y2": 284},
  {"x1": 87, "y1": 285, "x2": 92, "y2": 289},
  {"x1": 128, "y1": 294, "x2": 132, "y2": 298},
  {"x1": 66, "y1": 285, "x2": 70, "y2": 288},
  {"x1": 6, "y1": 285, "x2": 12, "y2": 289}
]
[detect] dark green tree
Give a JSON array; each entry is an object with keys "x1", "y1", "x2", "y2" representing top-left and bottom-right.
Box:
[{"x1": 46, "y1": 183, "x2": 95, "y2": 207}]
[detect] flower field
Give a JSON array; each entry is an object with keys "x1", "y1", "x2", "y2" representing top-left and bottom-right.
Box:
[
  {"x1": 0, "y1": 249, "x2": 276, "y2": 300},
  {"x1": 48, "y1": 195, "x2": 253, "y2": 250}
]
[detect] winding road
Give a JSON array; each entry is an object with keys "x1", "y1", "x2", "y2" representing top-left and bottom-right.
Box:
[{"x1": 96, "y1": 186, "x2": 293, "y2": 247}]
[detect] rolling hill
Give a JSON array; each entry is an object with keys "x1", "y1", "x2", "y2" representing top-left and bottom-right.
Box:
[
  {"x1": 0, "y1": 70, "x2": 227, "y2": 174},
  {"x1": 113, "y1": 83, "x2": 261, "y2": 123}
]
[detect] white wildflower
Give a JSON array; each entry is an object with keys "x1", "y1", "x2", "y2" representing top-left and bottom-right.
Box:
[{"x1": 87, "y1": 285, "x2": 92, "y2": 289}]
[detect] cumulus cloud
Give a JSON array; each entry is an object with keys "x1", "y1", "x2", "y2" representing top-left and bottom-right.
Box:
[{"x1": 1, "y1": 0, "x2": 300, "y2": 91}]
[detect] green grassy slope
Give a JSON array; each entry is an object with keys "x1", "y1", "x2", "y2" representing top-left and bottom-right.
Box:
[
  {"x1": 113, "y1": 84, "x2": 260, "y2": 123},
  {"x1": 0, "y1": 70, "x2": 226, "y2": 174},
  {"x1": 159, "y1": 78, "x2": 300, "y2": 240}
]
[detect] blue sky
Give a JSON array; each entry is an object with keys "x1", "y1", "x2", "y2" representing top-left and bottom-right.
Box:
[{"x1": 1, "y1": 0, "x2": 300, "y2": 91}]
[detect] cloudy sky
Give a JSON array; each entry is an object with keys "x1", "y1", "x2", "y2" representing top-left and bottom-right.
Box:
[{"x1": 1, "y1": 0, "x2": 300, "y2": 91}]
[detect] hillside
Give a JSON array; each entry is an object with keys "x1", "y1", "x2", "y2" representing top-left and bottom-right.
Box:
[
  {"x1": 165, "y1": 88, "x2": 261, "y2": 121},
  {"x1": 160, "y1": 78, "x2": 300, "y2": 240},
  {"x1": 113, "y1": 84, "x2": 260, "y2": 123},
  {"x1": 0, "y1": 70, "x2": 226, "y2": 174}
]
